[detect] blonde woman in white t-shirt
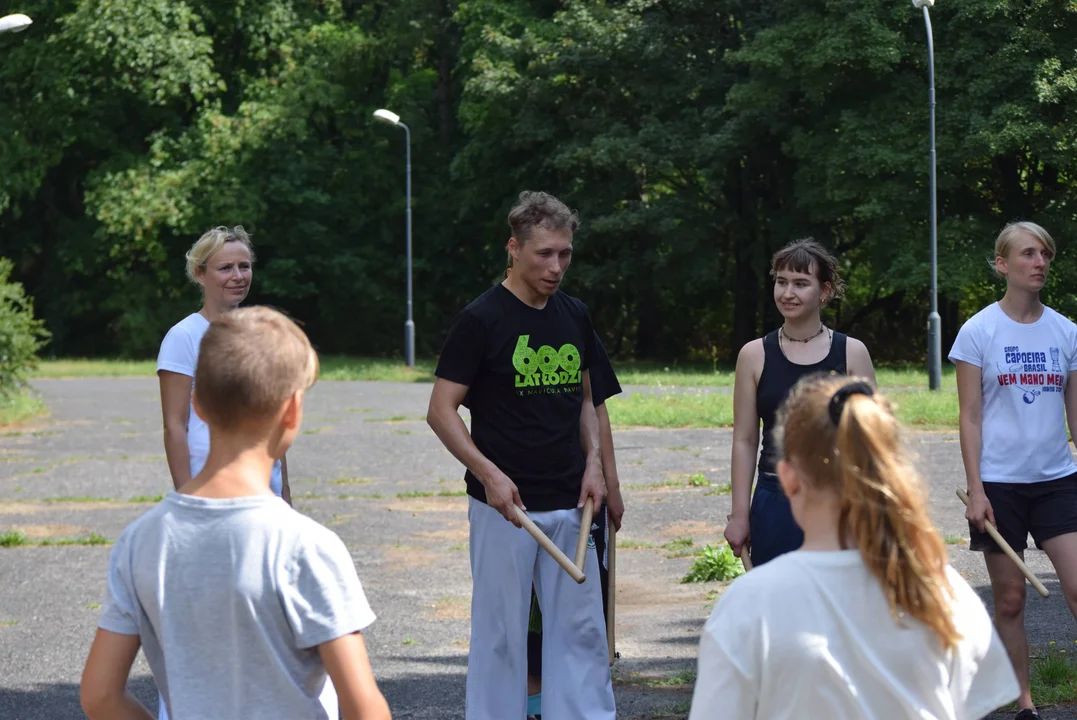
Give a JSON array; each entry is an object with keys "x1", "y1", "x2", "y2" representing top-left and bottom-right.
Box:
[
  {"x1": 950, "y1": 221, "x2": 1077, "y2": 720},
  {"x1": 689, "y1": 375, "x2": 1017, "y2": 720},
  {"x1": 157, "y1": 226, "x2": 291, "y2": 504}
]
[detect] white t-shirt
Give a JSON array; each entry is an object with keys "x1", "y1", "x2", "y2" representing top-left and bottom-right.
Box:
[
  {"x1": 948, "y1": 302, "x2": 1077, "y2": 484},
  {"x1": 99, "y1": 493, "x2": 374, "y2": 719},
  {"x1": 688, "y1": 550, "x2": 1017, "y2": 720},
  {"x1": 157, "y1": 312, "x2": 283, "y2": 495}
]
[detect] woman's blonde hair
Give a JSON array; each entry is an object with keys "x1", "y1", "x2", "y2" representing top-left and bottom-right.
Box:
[
  {"x1": 185, "y1": 226, "x2": 255, "y2": 284},
  {"x1": 776, "y1": 375, "x2": 959, "y2": 650},
  {"x1": 992, "y1": 221, "x2": 1055, "y2": 276}
]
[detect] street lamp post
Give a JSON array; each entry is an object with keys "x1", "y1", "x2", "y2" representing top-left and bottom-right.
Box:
[
  {"x1": 913, "y1": 0, "x2": 942, "y2": 391},
  {"x1": 373, "y1": 108, "x2": 415, "y2": 368},
  {"x1": 0, "y1": 13, "x2": 33, "y2": 34}
]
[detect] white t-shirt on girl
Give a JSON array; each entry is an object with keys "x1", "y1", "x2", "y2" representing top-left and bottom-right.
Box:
[
  {"x1": 948, "y1": 302, "x2": 1077, "y2": 484},
  {"x1": 157, "y1": 313, "x2": 283, "y2": 496},
  {"x1": 688, "y1": 550, "x2": 1018, "y2": 720}
]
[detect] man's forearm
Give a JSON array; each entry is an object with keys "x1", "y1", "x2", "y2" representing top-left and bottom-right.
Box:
[
  {"x1": 597, "y1": 404, "x2": 618, "y2": 489},
  {"x1": 580, "y1": 400, "x2": 603, "y2": 469}
]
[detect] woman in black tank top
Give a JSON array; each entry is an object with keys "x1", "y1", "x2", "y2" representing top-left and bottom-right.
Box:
[{"x1": 724, "y1": 240, "x2": 876, "y2": 566}]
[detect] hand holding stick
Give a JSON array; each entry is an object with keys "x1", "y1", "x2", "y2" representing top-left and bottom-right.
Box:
[
  {"x1": 514, "y1": 506, "x2": 585, "y2": 584},
  {"x1": 956, "y1": 488, "x2": 1049, "y2": 598}
]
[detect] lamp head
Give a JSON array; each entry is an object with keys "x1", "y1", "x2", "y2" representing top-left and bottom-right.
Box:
[
  {"x1": 912, "y1": 0, "x2": 935, "y2": 8},
  {"x1": 0, "y1": 14, "x2": 33, "y2": 33},
  {"x1": 373, "y1": 109, "x2": 401, "y2": 126}
]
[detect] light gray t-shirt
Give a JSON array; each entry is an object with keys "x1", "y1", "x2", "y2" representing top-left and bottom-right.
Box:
[{"x1": 99, "y1": 492, "x2": 375, "y2": 719}]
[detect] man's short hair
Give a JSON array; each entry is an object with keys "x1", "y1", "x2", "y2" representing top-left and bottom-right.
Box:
[
  {"x1": 507, "y1": 191, "x2": 580, "y2": 243},
  {"x1": 195, "y1": 307, "x2": 319, "y2": 429}
]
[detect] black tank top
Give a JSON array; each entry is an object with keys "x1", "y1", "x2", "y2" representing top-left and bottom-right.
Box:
[{"x1": 756, "y1": 330, "x2": 848, "y2": 474}]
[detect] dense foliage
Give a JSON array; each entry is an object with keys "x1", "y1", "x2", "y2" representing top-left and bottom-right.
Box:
[{"x1": 2, "y1": 0, "x2": 1076, "y2": 361}]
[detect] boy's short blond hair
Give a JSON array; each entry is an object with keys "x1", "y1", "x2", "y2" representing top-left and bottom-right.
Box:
[{"x1": 195, "y1": 307, "x2": 319, "y2": 429}]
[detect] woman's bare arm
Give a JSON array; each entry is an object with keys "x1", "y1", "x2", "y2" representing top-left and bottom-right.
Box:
[{"x1": 159, "y1": 371, "x2": 193, "y2": 490}]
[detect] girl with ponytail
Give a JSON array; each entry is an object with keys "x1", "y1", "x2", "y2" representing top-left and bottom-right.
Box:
[{"x1": 689, "y1": 375, "x2": 1017, "y2": 720}]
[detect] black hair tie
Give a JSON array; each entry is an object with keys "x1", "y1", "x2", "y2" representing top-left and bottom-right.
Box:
[{"x1": 828, "y1": 381, "x2": 874, "y2": 426}]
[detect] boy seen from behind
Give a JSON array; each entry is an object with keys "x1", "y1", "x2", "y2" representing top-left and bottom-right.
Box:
[{"x1": 80, "y1": 306, "x2": 390, "y2": 720}]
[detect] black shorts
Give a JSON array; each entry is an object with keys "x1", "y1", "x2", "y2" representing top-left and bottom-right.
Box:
[{"x1": 970, "y1": 472, "x2": 1077, "y2": 553}]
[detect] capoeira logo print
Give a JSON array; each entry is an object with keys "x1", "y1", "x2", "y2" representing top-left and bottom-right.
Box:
[{"x1": 995, "y1": 344, "x2": 1066, "y2": 404}]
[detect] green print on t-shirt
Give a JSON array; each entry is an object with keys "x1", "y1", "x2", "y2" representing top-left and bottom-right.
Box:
[{"x1": 513, "y1": 335, "x2": 582, "y2": 388}]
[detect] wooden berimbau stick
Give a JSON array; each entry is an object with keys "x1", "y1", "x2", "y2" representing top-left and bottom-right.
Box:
[
  {"x1": 956, "y1": 488, "x2": 1049, "y2": 598},
  {"x1": 608, "y1": 520, "x2": 617, "y2": 666},
  {"x1": 514, "y1": 506, "x2": 586, "y2": 584},
  {"x1": 575, "y1": 497, "x2": 595, "y2": 570}
]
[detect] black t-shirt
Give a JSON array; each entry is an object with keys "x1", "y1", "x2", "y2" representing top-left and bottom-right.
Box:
[
  {"x1": 435, "y1": 283, "x2": 598, "y2": 511},
  {"x1": 461, "y1": 331, "x2": 620, "y2": 408},
  {"x1": 589, "y1": 335, "x2": 621, "y2": 406}
]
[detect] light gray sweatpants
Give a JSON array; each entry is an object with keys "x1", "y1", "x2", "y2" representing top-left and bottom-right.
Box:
[{"x1": 465, "y1": 496, "x2": 615, "y2": 720}]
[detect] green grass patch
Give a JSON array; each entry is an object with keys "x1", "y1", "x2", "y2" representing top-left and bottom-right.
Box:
[
  {"x1": 332, "y1": 477, "x2": 373, "y2": 486},
  {"x1": 685, "y1": 473, "x2": 711, "y2": 487},
  {"x1": 617, "y1": 539, "x2": 660, "y2": 550},
  {"x1": 607, "y1": 392, "x2": 732, "y2": 429},
  {"x1": 704, "y1": 482, "x2": 732, "y2": 496},
  {"x1": 317, "y1": 357, "x2": 436, "y2": 382},
  {"x1": 396, "y1": 489, "x2": 468, "y2": 499},
  {"x1": 33, "y1": 356, "x2": 954, "y2": 390},
  {"x1": 682, "y1": 544, "x2": 745, "y2": 583},
  {"x1": 944, "y1": 535, "x2": 967, "y2": 546},
  {"x1": 128, "y1": 494, "x2": 166, "y2": 504},
  {"x1": 39, "y1": 532, "x2": 111, "y2": 547},
  {"x1": 0, "y1": 531, "x2": 29, "y2": 548},
  {"x1": 887, "y1": 389, "x2": 959, "y2": 430},
  {"x1": 608, "y1": 386, "x2": 959, "y2": 430},
  {"x1": 1029, "y1": 647, "x2": 1077, "y2": 706},
  {"x1": 650, "y1": 667, "x2": 697, "y2": 687},
  {"x1": 663, "y1": 537, "x2": 700, "y2": 558},
  {"x1": 43, "y1": 496, "x2": 115, "y2": 504},
  {"x1": 0, "y1": 390, "x2": 47, "y2": 427},
  {"x1": 34, "y1": 359, "x2": 157, "y2": 377}
]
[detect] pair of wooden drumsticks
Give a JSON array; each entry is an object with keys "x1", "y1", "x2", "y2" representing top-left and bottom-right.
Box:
[
  {"x1": 514, "y1": 497, "x2": 618, "y2": 665},
  {"x1": 734, "y1": 489, "x2": 1049, "y2": 598}
]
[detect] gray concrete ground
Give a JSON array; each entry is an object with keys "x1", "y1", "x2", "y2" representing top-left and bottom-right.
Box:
[{"x1": 1, "y1": 379, "x2": 1075, "y2": 719}]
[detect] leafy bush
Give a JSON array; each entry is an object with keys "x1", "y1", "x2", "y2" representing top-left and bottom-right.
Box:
[
  {"x1": 682, "y1": 544, "x2": 745, "y2": 583},
  {"x1": 0, "y1": 257, "x2": 50, "y2": 398}
]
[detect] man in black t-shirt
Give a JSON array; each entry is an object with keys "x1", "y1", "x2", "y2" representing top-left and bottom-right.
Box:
[{"x1": 427, "y1": 191, "x2": 616, "y2": 720}]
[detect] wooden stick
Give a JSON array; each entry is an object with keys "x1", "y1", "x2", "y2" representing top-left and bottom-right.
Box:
[
  {"x1": 514, "y1": 506, "x2": 586, "y2": 584},
  {"x1": 608, "y1": 520, "x2": 617, "y2": 666},
  {"x1": 741, "y1": 547, "x2": 753, "y2": 572},
  {"x1": 956, "y1": 488, "x2": 1049, "y2": 598},
  {"x1": 575, "y1": 497, "x2": 595, "y2": 570}
]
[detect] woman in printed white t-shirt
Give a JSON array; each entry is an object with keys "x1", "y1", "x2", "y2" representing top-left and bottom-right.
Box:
[
  {"x1": 950, "y1": 221, "x2": 1077, "y2": 720},
  {"x1": 688, "y1": 375, "x2": 1017, "y2": 720},
  {"x1": 157, "y1": 226, "x2": 337, "y2": 720}
]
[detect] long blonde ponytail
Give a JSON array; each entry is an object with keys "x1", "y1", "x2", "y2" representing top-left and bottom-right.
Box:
[{"x1": 777, "y1": 376, "x2": 960, "y2": 650}]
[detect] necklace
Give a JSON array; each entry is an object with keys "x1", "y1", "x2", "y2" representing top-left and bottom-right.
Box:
[{"x1": 780, "y1": 324, "x2": 826, "y2": 343}]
